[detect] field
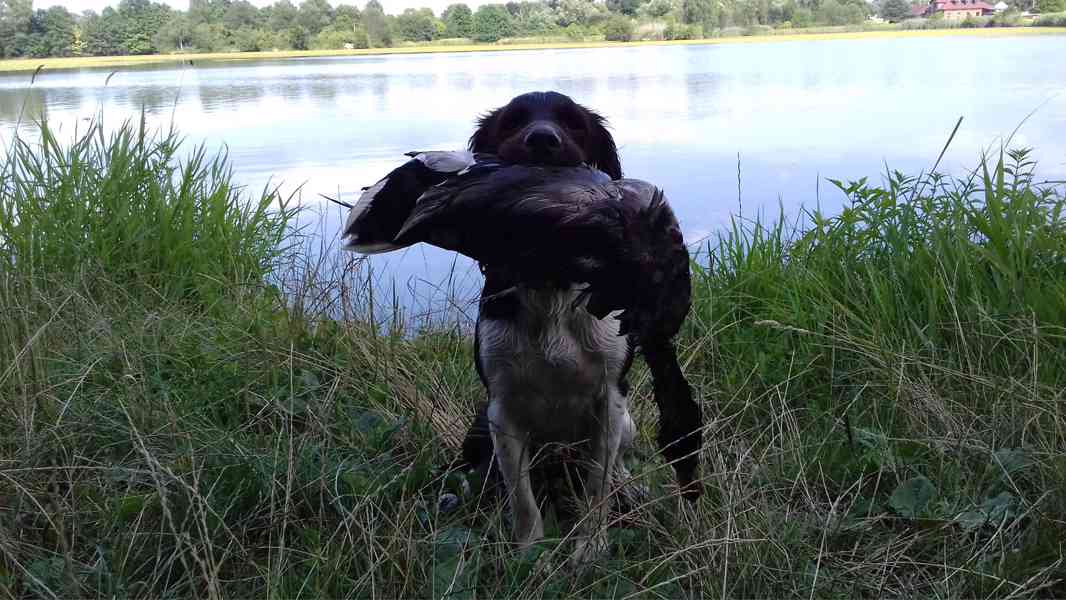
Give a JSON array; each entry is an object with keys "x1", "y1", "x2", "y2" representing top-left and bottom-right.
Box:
[
  {"x1": 1, "y1": 26, "x2": 1065, "y2": 74},
  {"x1": 1, "y1": 119, "x2": 1065, "y2": 598}
]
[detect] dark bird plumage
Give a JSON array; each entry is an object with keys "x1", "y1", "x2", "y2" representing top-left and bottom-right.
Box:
[{"x1": 341, "y1": 149, "x2": 702, "y2": 500}]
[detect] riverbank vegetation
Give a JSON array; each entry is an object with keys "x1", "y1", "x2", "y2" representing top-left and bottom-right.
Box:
[
  {"x1": 0, "y1": 0, "x2": 1064, "y2": 62},
  {"x1": 2, "y1": 117, "x2": 1065, "y2": 597},
  {"x1": 2, "y1": 26, "x2": 1064, "y2": 73}
]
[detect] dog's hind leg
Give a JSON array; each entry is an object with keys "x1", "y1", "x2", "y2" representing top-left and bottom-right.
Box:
[{"x1": 488, "y1": 401, "x2": 544, "y2": 548}]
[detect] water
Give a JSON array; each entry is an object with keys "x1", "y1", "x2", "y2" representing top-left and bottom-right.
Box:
[{"x1": 3, "y1": 36, "x2": 1065, "y2": 319}]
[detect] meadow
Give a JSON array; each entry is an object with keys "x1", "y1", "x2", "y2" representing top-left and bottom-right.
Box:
[
  {"x1": 1, "y1": 25, "x2": 1065, "y2": 73},
  {"x1": 1, "y1": 117, "x2": 1064, "y2": 598}
]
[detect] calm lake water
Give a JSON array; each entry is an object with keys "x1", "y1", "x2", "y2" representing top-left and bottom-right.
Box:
[{"x1": 2, "y1": 35, "x2": 1065, "y2": 320}]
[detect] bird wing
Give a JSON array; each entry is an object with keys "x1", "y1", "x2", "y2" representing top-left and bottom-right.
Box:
[{"x1": 341, "y1": 150, "x2": 477, "y2": 254}]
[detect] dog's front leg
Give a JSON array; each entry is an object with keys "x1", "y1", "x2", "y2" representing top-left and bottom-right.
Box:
[
  {"x1": 487, "y1": 401, "x2": 543, "y2": 547},
  {"x1": 570, "y1": 387, "x2": 626, "y2": 565}
]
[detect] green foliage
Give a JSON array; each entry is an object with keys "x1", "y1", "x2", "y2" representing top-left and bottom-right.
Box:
[
  {"x1": 472, "y1": 3, "x2": 515, "y2": 41},
  {"x1": 1034, "y1": 9, "x2": 1066, "y2": 23},
  {"x1": 889, "y1": 476, "x2": 937, "y2": 518},
  {"x1": 607, "y1": 0, "x2": 646, "y2": 15},
  {"x1": 362, "y1": 0, "x2": 392, "y2": 47},
  {"x1": 154, "y1": 14, "x2": 194, "y2": 52},
  {"x1": 1036, "y1": 0, "x2": 1065, "y2": 11},
  {"x1": 442, "y1": 2, "x2": 474, "y2": 37},
  {"x1": 19, "y1": 6, "x2": 76, "y2": 58},
  {"x1": 682, "y1": 0, "x2": 714, "y2": 25},
  {"x1": 297, "y1": 0, "x2": 333, "y2": 35},
  {"x1": 0, "y1": 118, "x2": 296, "y2": 308},
  {"x1": 640, "y1": 0, "x2": 676, "y2": 17},
  {"x1": 554, "y1": 0, "x2": 607, "y2": 26},
  {"x1": 3, "y1": 120, "x2": 1066, "y2": 598},
  {"x1": 603, "y1": 13, "x2": 636, "y2": 38},
  {"x1": 814, "y1": 0, "x2": 866, "y2": 24},
  {"x1": 395, "y1": 7, "x2": 439, "y2": 41},
  {"x1": 880, "y1": 0, "x2": 912, "y2": 21},
  {"x1": 664, "y1": 19, "x2": 701, "y2": 37}
]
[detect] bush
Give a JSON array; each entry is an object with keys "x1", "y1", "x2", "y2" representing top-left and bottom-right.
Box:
[
  {"x1": 1035, "y1": 11, "x2": 1066, "y2": 25},
  {"x1": 664, "y1": 21, "x2": 703, "y2": 38},
  {"x1": 603, "y1": 15, "x2": 636, "y2": 40},
  {"x1": 562, "y1": 23, "x2": 588, "y2": 39}
]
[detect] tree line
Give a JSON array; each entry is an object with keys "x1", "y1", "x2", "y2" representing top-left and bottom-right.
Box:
[{"x1": 1, "y1": 0, "x2": 1061, "y2": 59}]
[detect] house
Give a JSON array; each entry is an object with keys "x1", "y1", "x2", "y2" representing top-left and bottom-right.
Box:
[
  {"x1": 915, "y1": 0, "x2": 996, "y2": 18},
  {"x1": 993, "y1": 1, "x2": 1009, "y2": 11}
]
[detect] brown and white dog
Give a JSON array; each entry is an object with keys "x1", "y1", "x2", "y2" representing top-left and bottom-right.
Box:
[{"x1": 457, "y1": 92, "x2": 699, "y2": 565}]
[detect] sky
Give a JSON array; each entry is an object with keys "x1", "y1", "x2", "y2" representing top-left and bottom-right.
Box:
[{"x1": 43, "y1": 0, "x2": 487, "y2": 17}]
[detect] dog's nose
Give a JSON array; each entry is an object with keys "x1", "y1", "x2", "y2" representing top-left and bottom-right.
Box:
[{"x1": 524, "y1": 126, "x2": 562, "y2": 154}]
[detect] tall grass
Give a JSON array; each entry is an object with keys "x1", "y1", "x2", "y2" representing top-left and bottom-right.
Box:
[
  {"x1": 0, "y1": 118, "x2": 297, "y2": 310},
  {"x1": 1, "y1": 118, "x2": 1064, "y2": 598}
]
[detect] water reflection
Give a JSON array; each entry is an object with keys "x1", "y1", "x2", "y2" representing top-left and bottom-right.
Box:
[{"x1": 2, "y1": 35, "x2": 1065, "y2": 314}]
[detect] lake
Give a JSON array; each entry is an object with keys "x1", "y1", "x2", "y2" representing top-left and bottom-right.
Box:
[{"x1": 3, "y1": 35, "x2": 1065, "y2": 321}]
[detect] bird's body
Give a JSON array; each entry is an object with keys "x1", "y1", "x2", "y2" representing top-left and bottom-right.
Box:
[
  {"x1": 342, "y1": 153, "x2": 691, "y2": 345},
  {"x1": 341, "y1": 149, "x2": 702, "y2": 564}
]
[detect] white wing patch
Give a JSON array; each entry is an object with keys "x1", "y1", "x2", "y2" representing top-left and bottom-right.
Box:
[
  {"x1": 342, "y1": 178, "x2": 388, "y2": 240},
  {"x1": 415, "y1": 150, "x2": 475, "y2": 174}
]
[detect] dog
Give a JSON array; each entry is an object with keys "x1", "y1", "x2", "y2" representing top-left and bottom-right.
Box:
[{"x1": 459, "y1": 91, "x2": 643, "y2": 564}]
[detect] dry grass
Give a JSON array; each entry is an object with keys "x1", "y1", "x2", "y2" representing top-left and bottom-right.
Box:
[
  {"x1": 1, "y1": 26, "x2": 1064, "y2": 74},
  {"x1": 1, "y1": 119, "x2": 1065, "y2": 598}
]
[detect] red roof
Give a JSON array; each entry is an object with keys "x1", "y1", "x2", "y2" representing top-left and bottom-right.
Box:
[
  {"x1": 934, "y1": 0, "x2": 994, "y2": 9},
  {"x1": 911, "y1": 5, "x2": 928, "y2": 15}
]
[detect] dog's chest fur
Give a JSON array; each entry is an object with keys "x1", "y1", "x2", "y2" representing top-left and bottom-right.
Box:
[{"x1": 477, "y1": 285, "x2": 631, "y2": 443}]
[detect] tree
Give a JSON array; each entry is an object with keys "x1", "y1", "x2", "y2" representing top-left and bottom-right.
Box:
[
  {"x1": 554, "y1": 0, "x2": 606, "y2": 26},
  {"x1": 222, "y1": 0, "x2": 258, "y2": 31},
  {"x1": 472, "y1": 3, "x2": 514, "y2": 41},
  {"x1": 395, "y1": 7, "x2": 437, "y2": 41},
  {"x1": 879, "y1": 0, "x2": 911, "y2": 20},
  {"x1": 602, "y1": 14, "x2": 634, "y2": 38},
  {"x1": 607, "y1": 0, "x2": 644, "y2": 15},
  {"x1": 508, "y1": 1, "x2": 555, "y2": 33},
  {"x1": 1, "y1": 0, "x2": 33, "y2": 57},
  {"x1": 115, "y1": 0, "x2": 172, "y2": 54},
  {"x1": 334, "y1": 3, "x2": 361, "y2": 23},
  {"x1": 361, "y1": 0, "x2": 391, "y2": 46},
  {"x1": 681, "y1": 0, "x2": 715, "y2": 30},
  {"x1": 189, "y1": 0, "x2": 230, "y2": 25},
  {"x1": 1036, "y1": 0, "x2": 1064, "y2": 11},
  {"x1": 297, "y1": 0, "x2": 332, "y2": 34},
  {"x1": 442, "y1": 2, "x2": 474, "y2": 36},
  {"x1": 267, "y1": 0, "x2": 297, "y2": 32},
  {"x1": 639, "y1": 0, "x2": 675, "y2": 18},
  {"x1": 31, "y1": 6, "x2": 76, "y2": 56},
  {"x1": 154, "y1": 13, "x2": 194, "y2": 51}
]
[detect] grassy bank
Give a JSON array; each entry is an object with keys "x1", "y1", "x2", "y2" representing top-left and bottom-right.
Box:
[
  {"x1": 1, "y1": 26, "x2": 1065, "y2": 74},
  {"x1": 2, "y1": 119, "x2": 1065, "y2": 598}
]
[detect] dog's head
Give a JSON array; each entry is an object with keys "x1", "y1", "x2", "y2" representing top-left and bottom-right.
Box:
[{"x1": 468, "y1": 91, "x2": 622, "y2": 180}]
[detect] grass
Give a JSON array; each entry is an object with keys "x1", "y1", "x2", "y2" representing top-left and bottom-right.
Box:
[
  {"x1": 1, "y1": 117, "x2": 1065, "y2": 598},
  {"x1": 1, "y1": 26, "x2": 1065, "y2": 74}
]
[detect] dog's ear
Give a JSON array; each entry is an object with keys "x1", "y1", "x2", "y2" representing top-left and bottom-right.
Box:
[
  {"x1": 586, "y1": 109, "x2": 622, "y2": 180},
  {"x1": 468, "y1": 107, "x2": 503, "y2": 153}
]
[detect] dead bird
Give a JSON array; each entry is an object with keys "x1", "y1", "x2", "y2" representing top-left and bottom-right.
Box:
[{"x1": 340, "y1": 150, "x2": 701, "y2": 563}]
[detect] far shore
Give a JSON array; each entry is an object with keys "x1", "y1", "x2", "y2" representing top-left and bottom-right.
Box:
[{"x1": 1, "y1": 26, "x2": 1064, "y2": 74}]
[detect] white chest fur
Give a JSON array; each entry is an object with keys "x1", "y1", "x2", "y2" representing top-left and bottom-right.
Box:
[{"x1": 477, "y1": 286, "x2": 630, "y2": 443}]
